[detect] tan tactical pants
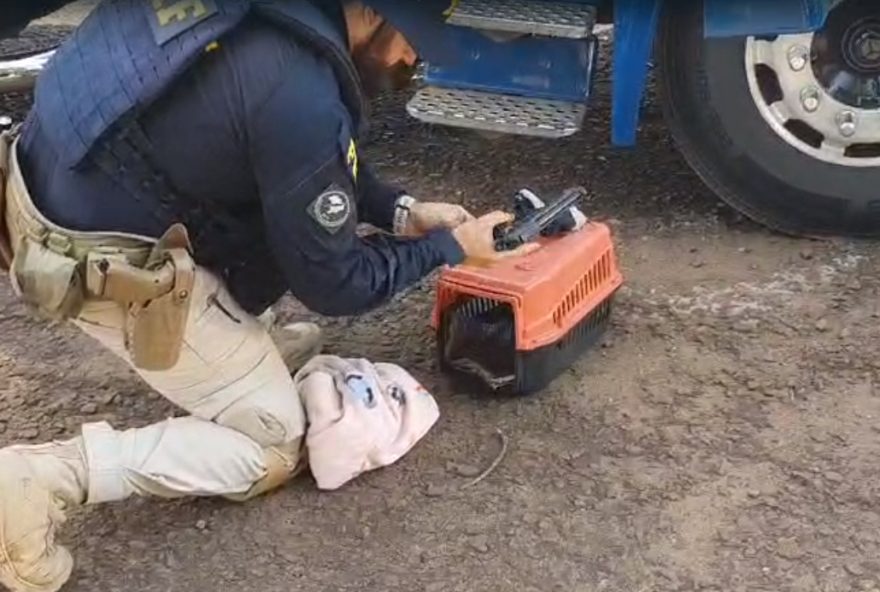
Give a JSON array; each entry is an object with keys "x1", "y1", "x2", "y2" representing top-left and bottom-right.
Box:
[{"x1": 71, "y1": 265, "x2": 309, "y2": 503}]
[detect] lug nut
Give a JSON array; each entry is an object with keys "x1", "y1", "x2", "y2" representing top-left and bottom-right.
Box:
[
  {"x1": 787, "y1": 45, "x2": 809, "y2": 71},
  {"x1": 837, "y1": 110, "x2": 857, "y2": 137},
  {"x1": 800, "y1": 87, "x2": 821, "y2": 112}
]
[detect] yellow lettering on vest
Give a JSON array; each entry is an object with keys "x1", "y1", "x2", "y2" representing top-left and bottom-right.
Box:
[{"x1": 152, "y1": 0, "x2": 208, "y2": 27}]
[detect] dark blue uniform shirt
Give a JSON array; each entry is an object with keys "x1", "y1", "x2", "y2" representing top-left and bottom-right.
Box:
[{"x1": 20, "y1": 15, "x2": 464, "y2": 316}]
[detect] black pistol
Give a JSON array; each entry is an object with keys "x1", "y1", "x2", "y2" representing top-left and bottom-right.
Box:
[{"x1": 493, "y1": 186, "x2": 587, "y2": 251}]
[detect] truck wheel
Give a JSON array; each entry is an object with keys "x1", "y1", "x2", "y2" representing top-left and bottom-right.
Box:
[{"x1": 657, "y1": 0, "x2": 880, "y2": 237}]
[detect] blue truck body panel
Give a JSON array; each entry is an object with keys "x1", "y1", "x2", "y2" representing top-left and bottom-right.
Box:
[
  {"x1": 422, "y1": 29, "x2": 596, "y2": 102},
  {"x1": 703, "y1": 0, "x2": 833, "y2": 37}
]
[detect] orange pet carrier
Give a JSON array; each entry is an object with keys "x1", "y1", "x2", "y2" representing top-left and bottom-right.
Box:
[{"x1": 431, "y1": 220, "x2": 622, "y2": 396}]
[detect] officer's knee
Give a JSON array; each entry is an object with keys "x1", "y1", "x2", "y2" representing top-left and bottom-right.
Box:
[
  {"x1": 214, "y1": 396, "x2": 305, "y2": 449},
  {"x1": 222, "y1": 438, "x2": 307, "y2": 502}
]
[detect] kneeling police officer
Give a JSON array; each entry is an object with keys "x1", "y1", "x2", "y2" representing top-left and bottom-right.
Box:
[{"x1": 0, "y1": 1, "x2": 535, "y2": 590}]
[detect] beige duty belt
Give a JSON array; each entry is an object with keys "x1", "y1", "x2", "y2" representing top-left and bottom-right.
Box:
[{"x1": 1, "y1": 131, "x2": 189, "y2": 306}]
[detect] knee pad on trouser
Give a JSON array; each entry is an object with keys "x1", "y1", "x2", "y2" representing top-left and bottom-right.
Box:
[{"x1": 222, "y1": 437, "x2": 307, "y2": 502}]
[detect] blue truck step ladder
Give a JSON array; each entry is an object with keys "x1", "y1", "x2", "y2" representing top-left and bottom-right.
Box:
[
  {"x1": 404, "y1": 0, "x2": 599, "y2": 139},
  {"x1": 406, "y1": 86, "x2": 586, "y2": 138}
]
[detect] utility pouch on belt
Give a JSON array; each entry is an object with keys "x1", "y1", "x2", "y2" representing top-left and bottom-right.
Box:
[{"x1": 11, "y1": 234, "x2": 86, "y2": 320}]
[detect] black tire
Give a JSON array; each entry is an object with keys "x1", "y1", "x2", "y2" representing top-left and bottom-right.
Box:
[
  {"x1": 656, "y1": 2, "x2": 880, "y2": 238},
  {"x1": 1, "y1": 0, "x2": 75, "y2": 39}
]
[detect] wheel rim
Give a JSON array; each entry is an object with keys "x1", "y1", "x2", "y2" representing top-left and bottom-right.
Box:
[{"x1": 744, "y1": 0, "x2": 880, "y2": 167}]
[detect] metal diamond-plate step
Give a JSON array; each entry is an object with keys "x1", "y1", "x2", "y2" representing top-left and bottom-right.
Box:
[
  {"x1": 406, "y1": 86, "x2": 585, "y2": 138},
  {"x1": 447, "y1": 0, "x2": 596, "y2": 39}
]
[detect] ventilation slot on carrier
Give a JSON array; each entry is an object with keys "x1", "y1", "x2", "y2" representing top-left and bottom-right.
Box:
[{"x1": 552, "y1": 251, "x2": 613, "y2": 326}]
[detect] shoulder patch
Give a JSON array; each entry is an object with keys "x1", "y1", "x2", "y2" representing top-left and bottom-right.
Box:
[
  {"x1": 308, "y1": 184, "x2": 352, "y2": 234},
  {"x1": 146, "y1": 0, "x2": 219, "y2": 46}
]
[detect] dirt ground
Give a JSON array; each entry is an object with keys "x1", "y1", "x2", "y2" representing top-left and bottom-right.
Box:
[{"x1": 4, "y1": 10, "x2": 880, "y2": 592}]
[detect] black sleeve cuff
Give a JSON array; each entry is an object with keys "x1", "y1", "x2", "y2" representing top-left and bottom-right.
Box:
[
  {"x1": 357, "y1": 164, "x2": 405, "y2": 231},
  {"x1": 425, "y1": 229, "x2": 465, "y2": 266}
]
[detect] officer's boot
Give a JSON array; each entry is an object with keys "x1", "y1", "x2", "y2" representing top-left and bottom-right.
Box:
[
  {"x1": 259, "y1": 311, "x2": 324, "y2": 373},
  {"x1": 0, "y1": 438, "x2": 88, "y2": 592},
  {"x1": 273, "y1": 322, "x2": 323, "y2": 373}
]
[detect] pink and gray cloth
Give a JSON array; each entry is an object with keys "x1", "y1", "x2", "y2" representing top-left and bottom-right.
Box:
[{"x1": 294, "y1": 356, "x2": 440, "y2": 490}]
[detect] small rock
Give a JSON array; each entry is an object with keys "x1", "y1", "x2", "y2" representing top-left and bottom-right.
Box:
[
  {"x1": 195, "y1": 519, "x2": 208, "y2": 530},
  {"x1": 425, "y1": 483, "x2": 445, "y2": 497},
  {"x1": 734, "y1": 319, "x2": 759, "y2": 333},
  {"x1": 80, "y1": 403, "x2": 98, "y2": 415},
  {"x1": 747, "y1": 490, "x2": 761, "y2": 498},
  {"x1": 691, "y1": 260, "x2": 706, "y2": 268},
  {"x1": 846, "y1": 563, "x2": 866, "y2": 577},
  {"x1": 747, "y1": 380, "x2": 760, "y2": 391},
  {"x1": 162, "y1": 549, "x2": 180, "y2": 569},
  {"x1": 825, "y1": 471, "x2": 844, "y2": 483},
  {"x1": 0, "y1": 423, "x2": 6, "y2": 434},
  {"x1": 800, "y1": 249, "x2": 814, "y2": 260},
  {"x1": 776, "y1": 537, "x2": 803, "y2": 559},
  {"x1": 815, "y1": 319, "x2": 830, "y2": 332},
  {"x1": 21, "y1": 428, "x2": 38, "y2": 439},
  {"x1": 468, "y1": 535, "x2": 490, "y2": 554},
  {"x1": 449, "y1": 463, "x2": 482, "y2": 478},
  {"x1": 275, "y1": 548, "x2": 299, "y2": 564},
  {"x1": 839, "y1": 328, "x2": 852, "y2": 339},
  {"x1": 361, "y1": 526, "x2": 371, "y2": 539}
]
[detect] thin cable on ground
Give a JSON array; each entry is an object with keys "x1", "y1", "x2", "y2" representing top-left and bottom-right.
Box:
[{"x1": 460, "y1": 427, "x2": 509, "y2": 490}]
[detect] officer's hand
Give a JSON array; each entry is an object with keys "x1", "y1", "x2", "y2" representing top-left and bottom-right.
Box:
[
  {"x1": 404, "y1": 202, "x2": 474, "y2": 236},
  {"x1": 452, "y1": 211, "x2": 541, "y2": 263}
]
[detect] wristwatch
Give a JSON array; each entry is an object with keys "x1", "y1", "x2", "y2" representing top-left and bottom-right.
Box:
[{"x1": 393, "y1": 194, "x2": 417, "y2": 235}]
